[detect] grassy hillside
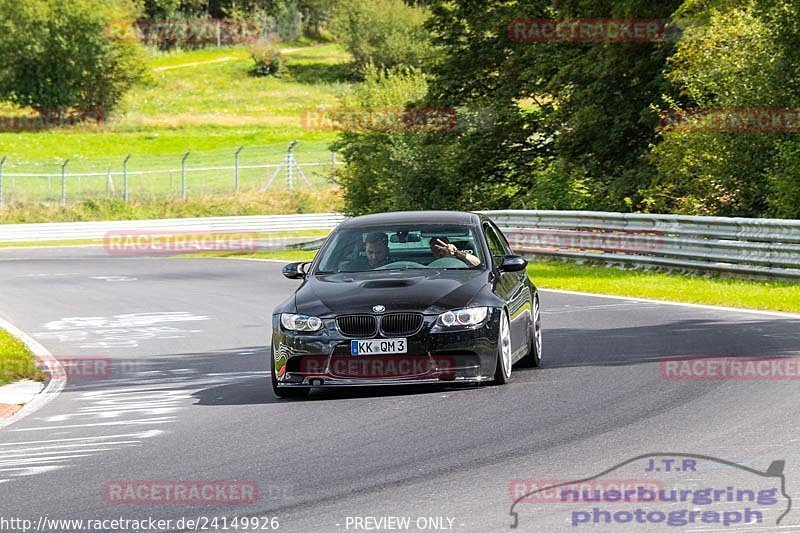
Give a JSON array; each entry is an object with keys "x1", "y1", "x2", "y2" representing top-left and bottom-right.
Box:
[{"x1": 0, "y1": 43, "x2": 351, "y2": 171}]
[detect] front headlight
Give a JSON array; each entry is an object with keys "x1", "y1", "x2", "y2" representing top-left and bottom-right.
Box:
[
  {"x1": 434, "y1": 307, "x2": 490, "y2": 328},
  {"x1": 281, "y1": 313, "x2": 324, "y2": 332}
]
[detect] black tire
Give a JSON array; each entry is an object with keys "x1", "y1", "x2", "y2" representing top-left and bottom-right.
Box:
[
  {"x1": 517, "y1": 294, "x2": 542, "y2": 368},
  {"x1": 270, "y1": 346, "x2": 310, "y2": 399},
  {"x1": 492, "y1": 309, "x2": 513, "y2": 385}
]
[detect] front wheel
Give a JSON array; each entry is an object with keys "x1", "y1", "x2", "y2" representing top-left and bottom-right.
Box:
[
  {"x1": 518, "y1": 294, "x2": 542, "y2": 368},
  {"x1": 493, "y1": 309, "x2": 513, "y2": 385},
  {"x1": 271, "y1": 346, "x2": 310, "y2": 399}
]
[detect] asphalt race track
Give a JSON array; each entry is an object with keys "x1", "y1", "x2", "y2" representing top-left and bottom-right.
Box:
[{"x1": 1, "y1": 246, "x2": 799, "y2": 532}]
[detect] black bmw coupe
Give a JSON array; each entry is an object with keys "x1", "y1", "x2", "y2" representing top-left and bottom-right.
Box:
[{"x1": 270, "y1": 211, "x2": 542, "y2": 398}]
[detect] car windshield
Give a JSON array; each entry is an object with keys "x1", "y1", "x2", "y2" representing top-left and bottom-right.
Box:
[{"x1": 315, "y1": 224, "x2": 486, "y2": 273}]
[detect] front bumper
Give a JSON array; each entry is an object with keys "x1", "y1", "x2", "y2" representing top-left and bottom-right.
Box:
[{"x1": 271, "y1": 311, "x2": 501, "y2": 388}]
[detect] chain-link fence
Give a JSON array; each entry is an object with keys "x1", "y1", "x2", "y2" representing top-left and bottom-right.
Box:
[{"x1": 0, "y1": 142, "x2": 341, "y2": 205}]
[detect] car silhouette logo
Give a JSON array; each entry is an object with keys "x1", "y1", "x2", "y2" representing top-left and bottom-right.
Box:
[
  {"x1": 372, "y1": 305, "x2": 386, "y2": 313},
  {"x1": 508, "y1": 452, "x2": 792, "y2": 529}
]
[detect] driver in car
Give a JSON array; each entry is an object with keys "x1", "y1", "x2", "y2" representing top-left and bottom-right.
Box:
[
  {"x1": 430, "y1": 236, "x2": 481, "y2": 267},
  {"x1": 364, "y1": 232, "x2": 391, "y2": 268}
]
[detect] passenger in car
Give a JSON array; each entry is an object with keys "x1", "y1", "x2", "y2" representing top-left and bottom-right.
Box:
[{"x1": 430, "y1": 236, "x2": 481, "y2": 267}]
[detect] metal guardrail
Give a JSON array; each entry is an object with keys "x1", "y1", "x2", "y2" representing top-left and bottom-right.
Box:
[
  {"x1": 485, "y1": 210, "x2": 800, "y2": 279},
  {"x1": 0, "y1": 213, "x2": 346, "y2": 243},
  {"x1": 2, "y1": 209, "x2": 798, "y2": 279}
]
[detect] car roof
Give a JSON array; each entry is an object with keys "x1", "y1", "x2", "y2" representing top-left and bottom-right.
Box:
[{"x1": 338, "y1": 211, "x2": 482, "y2": 229}]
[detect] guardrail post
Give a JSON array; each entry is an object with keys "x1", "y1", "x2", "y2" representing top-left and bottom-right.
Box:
[
  {"x1": 0, "y1": 156, "x2": 6, "y2": 207},
  {"x1": 123, "y1": 154, "x2": 131, "y2": 203},
  {"x1": 234, "y1": 146, "x2": 243, "y2": 193},
  {"x1": 60, "y1": 159, "x2": 69, "y2": 206},
  {"x1": 181, "y1": 152, "x2": 190, "y2": 200}
]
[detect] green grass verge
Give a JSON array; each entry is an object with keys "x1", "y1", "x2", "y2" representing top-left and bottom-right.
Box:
[
  {"x1": 0, "y1": 230, "x2": 331, "y2": 249},
  {"x1": 0, "y1": 239, "x2": 105, "y2": 248},
  {"x1": 527, "y1": 260, "x2": 800, "y2": 313},
  {"x1": 0, "y1": 328, "x2": 45, "y2": 387},
  {"x1": 213, "y1": 251, "x2": 799, "y2": 313},
  {"x1": 0, "y1": 187, "x2": 343, "y2": 224},
  {"x1": 200, "y1": 249, "x2": 319, "y2": 261}
]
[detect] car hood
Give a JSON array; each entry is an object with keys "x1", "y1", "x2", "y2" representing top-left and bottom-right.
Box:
[{"x1": 294, "y1": 269, "x2": 490, "y2": 317}]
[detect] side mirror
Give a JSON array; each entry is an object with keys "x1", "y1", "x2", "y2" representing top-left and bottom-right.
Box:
[
  {"x1": 282, "y1": 262, "x2": 310, "y2": 280},
  {"x1": 498, "y1": 255, "x2": 528, "y2": 273}
]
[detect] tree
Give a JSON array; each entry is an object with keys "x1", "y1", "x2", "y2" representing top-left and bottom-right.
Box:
[
  {"x1": 334, "y1": 0, "x2": 681, "y2": 213},
  {"x1": 0, "y1": 0, "x2": 147, "y2": 119},
  {"x1": 331, "y1": 0, "x2": 437, "y2": 70},
  {"x1": 650, "y1": 0, "x2": 800, "y2": 217},
  {"x1": 302, "y1": 0, "x2": 338, "y2": 36}
]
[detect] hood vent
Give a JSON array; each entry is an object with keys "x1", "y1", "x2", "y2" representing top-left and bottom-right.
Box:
[{"x1": 361, "y1": 279, "x2": 415, "y2": 289}]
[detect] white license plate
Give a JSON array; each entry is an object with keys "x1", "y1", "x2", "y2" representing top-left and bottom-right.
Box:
[{"x1": 351, "y1": 338, "x2": 407, "y2": 356}]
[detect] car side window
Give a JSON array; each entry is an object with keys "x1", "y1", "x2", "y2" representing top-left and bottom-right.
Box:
[
  {"x1": 484, "y1": 224, "x2": 507, "y2": 265},
  {"x1": 489, "y1": 222, "x2": 512, "y2": 254}
]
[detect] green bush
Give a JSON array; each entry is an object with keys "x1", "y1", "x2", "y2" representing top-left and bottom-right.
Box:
[
  {"x1": 249, "y1": 38, "x2": 286, "y2": 77},
  {"x1": 649, "y1": 2, "x2": 800, "y2": 217},
  {"x1": 0, "y1": 0, "x2": 147, "y2": 119},
  {"x1": 766, "y1": 140, "x2": 800, "y2": 219},
  {"x1": 331, "y1": 0, "x2": 436, "y2": 70}
]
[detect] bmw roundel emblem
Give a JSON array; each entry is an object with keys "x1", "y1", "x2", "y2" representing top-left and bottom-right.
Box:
[{"x1": 372, "y1": 305, "x2": 386, "y2": 313}]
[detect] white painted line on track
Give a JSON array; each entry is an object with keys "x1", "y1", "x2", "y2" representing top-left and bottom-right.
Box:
[
  {"x1": 10, "y1": 417, "x2": 175, "y2": 431},
  {"x1": 0, "y1": 444, "x2": 140, "y2": 456},
  {"x1": 220, "y1": 257, "x2": 301, "y2": 263},
  {"x1": 0, "y1": 429, "x2": 163, "y2": 445},
  {"x1": 0, "y1": 316, "x2": 66, "y2": 430},
  {"x1": 540, "y1": 289, "x2": 800, "y2": 319}
]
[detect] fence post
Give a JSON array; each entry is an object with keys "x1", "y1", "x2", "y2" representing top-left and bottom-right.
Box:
[
  {"x1": 123, "y1": 154, "x2": 131, "y2": 203},
  {"x1": 330, "y1": 151, "x2": 336, "y2": 173},
  {"x1": 234, "y1": 146, "x2": 243, "y2": 193},
  {"x1": 60, "y1": 159, "x2": 70, "y2": 206},
  {"x1": 181, "y1": 152, "x2": 190, "y2": 200},
  {"x1": 0, "y1": 156, "x2": 6, "y2": 207},
  {"x1": 216, "y1": 20, "x2": 221, "y2": 47},
  {"x1": 286, "y1": 141, "x2": 297, "y2": 190}
]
